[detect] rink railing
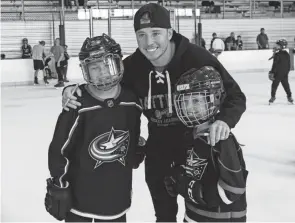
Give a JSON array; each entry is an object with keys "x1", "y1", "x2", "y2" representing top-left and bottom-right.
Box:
[{"x1": 1, "y1": 48, "x2": 294, "y2": 86}]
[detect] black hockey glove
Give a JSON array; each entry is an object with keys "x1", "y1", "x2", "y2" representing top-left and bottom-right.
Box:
[
  {"x1": 45, "y1": 178, "x2": 72, "y2": 221},
  {"x1": 133, "y1": 136, "x2": 146, "y2": 169},
  {"x1": 164, "y1": 165, "x2": 207, "y2": 206},
  {"x1": 164, "y1": 165, "x2": 188, "y2": 198},
  {"x1": 268, "y1": 71, "x2": 275, "y2": 81}
]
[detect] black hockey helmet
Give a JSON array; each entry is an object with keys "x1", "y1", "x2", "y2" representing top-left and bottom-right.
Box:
[
  {"x1": 174, "y1": 66, "x2": 225, "y2": 127},
  {"x1": 79, "y1": 34, "x2": 124, "y2": 90},
  {"x1": 275, "y1": 39, "x2": 288, "y2": 49}
]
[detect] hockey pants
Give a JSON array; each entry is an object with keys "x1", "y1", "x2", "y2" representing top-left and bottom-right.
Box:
[
  {"x1": 65, "y1": 212, "x2": 126, "y2": 222},
  {"x1": 145, "y1": 156, "x2": 178, "y2": 222},
  {"x1": 271, "y1": 76, "x2": 292, "y2": 98}
]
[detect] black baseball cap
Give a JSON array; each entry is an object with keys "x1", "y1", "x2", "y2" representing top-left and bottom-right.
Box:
[{"x1": 134, "y1": 3, "x2": 171, "y2": 32}]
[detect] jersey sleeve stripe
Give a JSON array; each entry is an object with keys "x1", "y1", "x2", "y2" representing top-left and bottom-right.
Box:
[
  {"x1": 218, "y1": 179, "x2": 246, "y2": 194},
  {"x1": 217, "y1": 181, "x2": 233, "y2": 204},
  {"x1": 58, "y1": 115, "x2": 80, "y2": 188},
  {"x1": 79, "y1": 105, "x2": 103, "y2": 113},
  {"x1": 119, "y1": 102, "x2": 143, "y2": 111},
  {"x1": 186, "y1": 202, "x2": 247, "y2": 219},
  {"x1": 218, "y1": 157, "x2": 241, "y2": 173}
]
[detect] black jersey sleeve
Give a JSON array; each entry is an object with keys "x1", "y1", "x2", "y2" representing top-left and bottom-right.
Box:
[
  {"x1": 270, "y1": 54, "x2": 279, "y2": 74},
  {"x1": 48, "y1": 109, "x2": 80, "y2": 188},
  {"x1": 215, "y1": 134, "x2": 247, "y2": 205}
]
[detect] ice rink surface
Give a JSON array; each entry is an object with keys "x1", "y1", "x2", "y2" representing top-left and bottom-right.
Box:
[{"x1": 1, "y1": 71, "x2": 295, "y2": 222}]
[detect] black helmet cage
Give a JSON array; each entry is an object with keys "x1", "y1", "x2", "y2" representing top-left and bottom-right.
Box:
[
  {"x1": 79, "y1": 34, "x2": 124, "y2": 90},
  {"x1": 275, "y1": 39, "x2": 288, "y2": 49},
  {"x1": 174, "y1": 66, "x2": 225, "y2": 128}
]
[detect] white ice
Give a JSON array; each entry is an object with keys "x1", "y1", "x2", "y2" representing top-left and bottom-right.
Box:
[{"x1": 1, "y1": 71, "x2": 295, "y2": 222}]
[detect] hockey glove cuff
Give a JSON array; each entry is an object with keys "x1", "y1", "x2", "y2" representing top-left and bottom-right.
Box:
[
  {"x1": 164, "y1": 165, "x2": 188, "y2": 198},
  {"x1": 133, "y1": 136, "x2": 146, "y2": 169},
  {"x1": 268, "y1": 71, "x2": 275, "y2": 81},
  {"x1": 45, "y1": 178, "x2": 72, "y2": 221}
]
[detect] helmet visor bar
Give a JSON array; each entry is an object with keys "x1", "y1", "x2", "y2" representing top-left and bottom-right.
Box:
[{"x1": 81, "y1": 53, "x2": 123, "y2": 89}]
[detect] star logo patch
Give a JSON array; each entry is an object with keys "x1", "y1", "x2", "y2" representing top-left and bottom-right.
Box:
[
  {"x1": 88, "y1": 127, "x2": 130, "y2": 168},
  {"x1": 185, "y1": 148, "x2": 208, "y2": 180}
]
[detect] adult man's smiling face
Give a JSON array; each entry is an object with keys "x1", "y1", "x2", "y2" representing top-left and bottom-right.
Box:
[{"x1": 136, "y1": 27, "x2": 173, "y2": 64}]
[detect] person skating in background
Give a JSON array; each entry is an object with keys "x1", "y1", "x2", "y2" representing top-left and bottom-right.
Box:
[
  {"x1": 32, "y1": 40, "x2": 49, "y2": 85},
  {"x1": 268, "y1": 39, "x2": 293, "y2": 104},
  {"x1": 164, "y1": 66, "x2": 248, "y2": 222},
  {"x1": 61, "y1": 45, "x2": 70, "y2": 82},
  {"x1": 21, "y1": 38, "x2": 32, "y2": 59},
  {"x1": 45, "y1": 34, "x2": 145, "y2": 222},
  {"x1": 44, "y1": 52, "x2": 55, "y2": 80},
  {"x1": 50, "y1": 38, "x2": 66, "y2": 88}
]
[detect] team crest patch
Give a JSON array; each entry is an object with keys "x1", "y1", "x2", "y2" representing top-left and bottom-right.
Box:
[
  {"x1": 185, "y1": 148, "x2": 208, "y2": 180},
  {"x1": 89, "y1": 127, "x2": 130, "y2": 168},
  {"x1": 140, "y1": 12, "x2": 151, "y2": 24}
]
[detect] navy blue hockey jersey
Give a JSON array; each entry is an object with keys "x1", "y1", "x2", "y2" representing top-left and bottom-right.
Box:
[
  {"x1": 184, "y1": 133, "x2": 248, "y2": 222},
  {"x1": 48, "y1": 84, "x2": 142, "y2": 220}
]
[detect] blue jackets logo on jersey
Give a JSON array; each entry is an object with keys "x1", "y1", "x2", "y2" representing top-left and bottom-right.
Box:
[
  {"x1": 185, "y1": 148, "x2": 208, "y2": 180},
  {"x1": 88, "y1": 127, "x2": 130, "y2": 168}
]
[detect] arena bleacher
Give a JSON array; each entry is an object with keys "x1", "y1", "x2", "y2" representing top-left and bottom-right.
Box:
[{"x1": 1, "y1": 0, "x2": 295, "y2": 58}]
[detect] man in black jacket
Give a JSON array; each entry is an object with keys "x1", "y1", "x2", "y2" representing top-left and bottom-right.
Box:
[
  {"x1": 268, "y1": 39, "x2": 293, "y2": 104},
  {"x1": 62, "y1": 3, "x2": 246, "y2": 222}
]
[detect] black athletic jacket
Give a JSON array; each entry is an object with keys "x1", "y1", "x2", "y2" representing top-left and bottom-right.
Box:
[
  {"x1": 122, "y1": 31, "x2": 246, "y2": 161},
  {"x1": 184, "y1": 133, "x2": 248, "y2": 222},
  {"x1": 49, "y1": 85, "x2": 142, "y2": 220},
  {"x1": 270, "y1": 50, "x2": 291, "y2": 79}
]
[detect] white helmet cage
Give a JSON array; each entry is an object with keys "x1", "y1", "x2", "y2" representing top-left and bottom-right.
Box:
[{"x1": 174, "y1": 66, "x2": 225, "y2": 128}]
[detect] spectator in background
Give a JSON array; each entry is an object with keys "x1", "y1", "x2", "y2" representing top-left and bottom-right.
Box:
[
  {"x1": 32, "y1": 41, "x2": 48, "y2": 85},
  {"x1": 256, "y1": 28, "x2": 269, "y2": 49},
  {"x1": 21, "y1": 38, "x2": 32, "y2": 59},
  {"x1": 225, "y1": 32, "x2": 236, "y2": 51},
  {"x1": 1, "y1": 54, "x2": 6, "y2": 60},
  {"x1": 50, "y1": 38, "x2": 65, "y2": 88},
  {"x1": 210, "y1": 32, "x2": 217, "y2": 49},
  {"x1": 235, "y1": 35, "x2": 243, "y2": 50},
  {"x1": 63, "y1": 0, "x2": 72, "y2": 8},
  {"x1": 191, "y1": 33, "x2": 206, "y2": 49},
  {"x1": 210, "y1": 36, "x2": 225, "y2": 58},
  {"x1": 61, "y1": 45, "x2": 70, "y2": 82}
]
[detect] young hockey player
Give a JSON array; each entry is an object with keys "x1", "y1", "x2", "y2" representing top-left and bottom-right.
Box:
[
  {"x1": 45, "y1": 34, "x2": 145, "y2": 222},
  {"x1": 164, "y1": 66, "x2": 248, "y2": 222},
  {"x1": 268, "y1": 39, "x2": 293, "y2": 104},
  {"x1": 44, "y1": 52, "x2": 55, "y2": 79}
]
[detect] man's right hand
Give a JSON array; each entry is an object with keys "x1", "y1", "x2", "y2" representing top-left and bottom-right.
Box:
[{"x1": 62, "y1": 85, "x2": 82, "y2": 111}]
